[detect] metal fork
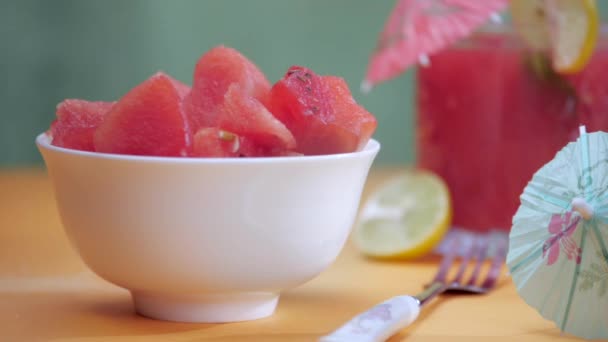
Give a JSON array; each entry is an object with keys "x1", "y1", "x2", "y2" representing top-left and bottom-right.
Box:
[{"x1": 320, "y1": 231, "x2": 509, "y2": 342}]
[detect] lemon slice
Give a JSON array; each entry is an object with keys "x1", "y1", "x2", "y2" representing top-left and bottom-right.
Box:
[
  {"x1": 353, "y1": 170, "x2": 452, "y2": 260},
  {"x1": 510, "y1": 0, "x2": 552, "y2": 51},
  {"x1": 548, "y1": 0, "x2": 599, "y2": 73},
  {"x1": 511, "y1": 0, "x2": 599, "y2": 74}
]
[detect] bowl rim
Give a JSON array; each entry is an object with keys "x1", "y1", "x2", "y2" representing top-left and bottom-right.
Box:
[{"x1": 36, "y1": 133, "x2": 381, "y2": 165}]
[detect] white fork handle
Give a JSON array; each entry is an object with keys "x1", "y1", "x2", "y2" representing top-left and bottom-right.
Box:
[{"x1": 319, "y1": 295, "x2": 420, "y2": 342}]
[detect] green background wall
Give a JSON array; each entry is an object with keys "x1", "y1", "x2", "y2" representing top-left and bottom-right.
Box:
[{"x1": 2, "y1": 1, "x2": 606, "y2": 167}]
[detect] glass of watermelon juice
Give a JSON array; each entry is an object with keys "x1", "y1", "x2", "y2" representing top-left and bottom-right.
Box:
[{"x1": 416, "y1": 24, "x2": 608, "y2": 233}]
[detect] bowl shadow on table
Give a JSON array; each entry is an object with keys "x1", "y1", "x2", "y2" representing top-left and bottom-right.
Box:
[
  {"x1": 1, "y1": 290, "x2": 215, "y2": 341},
  {"x1": 2, "y1": 282, "x2": 369, "y2": 341},
  {"x1": 105, "y1": 287, "x2": 368, "y2": 342}
]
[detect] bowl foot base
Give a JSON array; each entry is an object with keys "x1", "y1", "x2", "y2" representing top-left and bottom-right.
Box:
[{"x1": 131, "y1": 291, "x2": 279, "y2": 323}]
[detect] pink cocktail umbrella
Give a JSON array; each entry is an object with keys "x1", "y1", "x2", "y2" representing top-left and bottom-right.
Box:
[{"x1": 362, "y1": 0, "x2": 510, "y2": 92}]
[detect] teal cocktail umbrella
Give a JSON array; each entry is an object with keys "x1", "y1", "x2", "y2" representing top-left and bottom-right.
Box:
[{"x1": 508, "y1": 126, "x2": 608, "y2": 340}]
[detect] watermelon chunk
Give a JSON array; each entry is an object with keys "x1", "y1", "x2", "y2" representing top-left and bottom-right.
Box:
[
  {"x1": 170, "y1": 77, "x2": 191, "y2": 99},
  {"x1": 216, "y1": 84, "x2": 296, "y2": 154},
  {"x1": 268, "y1": 66, "x2": 377, "y2": 155},
  {"x1": 323, "y1": 76, "x2": 378, "y2": 151},
  {"x1": 184, "y1": 46, "x2": 271, "y2": 131},
  {"x1": 50, "y1": 99, "x2": 114, "y2": 151},
  {"x1": 193, "y1": 131, "x2": 306, "y2": 158},
  {"x1": 192, "y1": 127, "x2": 284, "y2": 158},
  {"x1": 94, "y1": 72, "x2": 191, "y2": 157},
  {"x1": 191, "y1": 127, "x2": 241, "y2": 157}
]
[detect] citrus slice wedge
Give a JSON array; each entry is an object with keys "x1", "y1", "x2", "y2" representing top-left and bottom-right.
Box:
[
  {"x1": 353, "y1": 170, "x2": 451, "y2": 260},
  {"x1": 510, "y1": 0, "x2": 599, "y2": 74},
  {"x1": 510, "y1": 0, "x2": 552, "y2": 51},
  {"x1": 548, "y1": 0, "x2": 599, "y2": 73}
]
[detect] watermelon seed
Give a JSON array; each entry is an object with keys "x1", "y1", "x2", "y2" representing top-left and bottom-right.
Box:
[
  {"x1": 303, "y1": 104, "x2": 320, "y2": 115},
  {"x1": 296, "y1": 75, "x2": 308, "y2": 82},
  {"x1": 218, "y1": 130, "x2": 237, "y2": 141}
]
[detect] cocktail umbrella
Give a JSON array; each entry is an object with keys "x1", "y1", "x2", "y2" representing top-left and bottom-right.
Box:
[
  {"x1": 507, "y1": 126, "x2": 608, "y2": 340},
  {"x1": 362, "y1": 0, "x2": 509, "y2": 92}
]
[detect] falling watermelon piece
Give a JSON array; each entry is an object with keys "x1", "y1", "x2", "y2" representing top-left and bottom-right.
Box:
[
  {"x1": 184, "y1": 45, "x2": 271, "y2": 131},
  {"x1": 363, "y1": 0, "x2": 509, "y2": 91},
  {"x1": 217, "y1": 84, "x2": 296, "y2": 153},
  {"x1": 49, "y1": 99, "x2": 114, "y2": 151},
  {"x1": 268, "y1": 66, "x2": 377, "y2": 155},
  {"x1": 94, "y1": 72, "x2": 191, "y2": 157}
]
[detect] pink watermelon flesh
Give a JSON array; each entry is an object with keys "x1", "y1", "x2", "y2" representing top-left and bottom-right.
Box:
[
  {"x1": 323, "y1": 76, "x2": 378, "y2": 151},
  {"x1": 191, "y1": 127, "x2": 271, "y2": 158},
  {"x1": 184, "y1": 46, "x2": 271, "y2": 131},
  {"x1": 48, "y1": 47, "x2": 377, "y2": 159},
  {"x1": 216, "y1": 84, "x2": 296, "y2": 153},
  {"x1": 50, "y1": 99, "x2": 114, "y2": 151},
  {"x1": 236, "y1": 138, "x2": 304, "y2": 157},
  {"x1": 191, "y1": 127, "x2": 241, "y2": 157},
  {"x1": 94, "y1": 72, "x2": 191, "y2": 156},
  {"x1": 268, "y1": 66, "x2": 377, "y2": 155},
  {"x1": 169, "y1": 77, "x2": 191, "y2": 99},
  {"x1": 267, "y1": 66, "x2": 334, "y2": 155},
  {"x1": 192, "y1": 127, "x2": 288, "y2": 158}
]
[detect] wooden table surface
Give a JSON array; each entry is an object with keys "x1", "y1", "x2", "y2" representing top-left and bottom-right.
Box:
[{"x1": 0, "y1": 167, "x2": 592, "y2": 342}]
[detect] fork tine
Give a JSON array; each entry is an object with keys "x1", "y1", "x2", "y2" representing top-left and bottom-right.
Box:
[
  {"x1": 432, "y1": 235, "x2": 460, "y2": 283},
  {"x1": 466, "y1": 236, "x2": 490, "y2": 286},
  {"x1": 452, "y1": 237, "x2": 478, "y2": 283},
  {"x1": 481, "y1": 234, "x2": 508, "y2": 289}
]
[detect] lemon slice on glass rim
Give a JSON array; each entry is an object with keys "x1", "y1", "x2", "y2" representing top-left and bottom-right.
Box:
[
  {"x1": 353, "y1": 170, "x2": 452, "y2": 260},
  {"x1": 510, "y1": 0, "x2": 600, "y2": 74}
]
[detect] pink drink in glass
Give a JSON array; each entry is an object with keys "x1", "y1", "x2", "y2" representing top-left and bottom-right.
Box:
[{"x1": 416, "y1": 26, "x2": 608, "y2": 232}]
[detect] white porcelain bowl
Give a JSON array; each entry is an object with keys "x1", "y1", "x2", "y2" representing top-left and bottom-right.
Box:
[{"x1": 36, "y1": 133, "x2": 380, "y2": 323}]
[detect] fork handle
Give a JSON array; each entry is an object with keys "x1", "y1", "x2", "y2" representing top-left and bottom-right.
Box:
[{"x1": 319, "y1": 295, "x2": 420, "y2": 342}]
